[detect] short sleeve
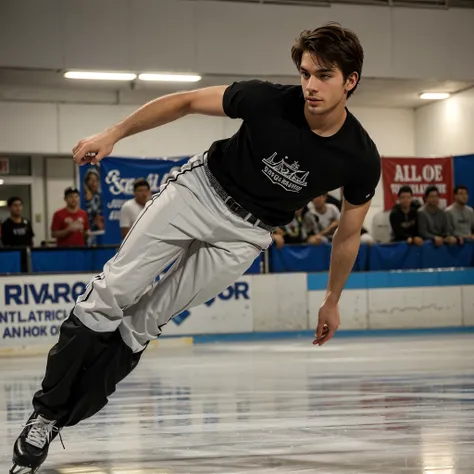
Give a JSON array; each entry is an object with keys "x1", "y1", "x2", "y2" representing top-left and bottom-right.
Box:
[
  {"x1": 331, "y1": 204, "x2": 341, "y2": 221},
  {"x1": 28, "y1": 221, "x2": 35, "y2": 238},
  {"x1": 223, "y1": 80, "x2": 275, "y2": 120},
  {"x1": 51, "y1": 211, "x2": 62, "y2": 231},
  {"x1": 343, "y1": 153, "x2": 381, "y2": 206},
  {"x1": 119, "y1": 203, "x2": 133, "y2": 228},
  {"x1": 82, "y1": 212, "x2": 90, "y2": 231}
]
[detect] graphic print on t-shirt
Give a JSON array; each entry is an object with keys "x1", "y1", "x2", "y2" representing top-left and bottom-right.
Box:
[{"x1": 261, "y1": 152, "x2": 309, "y2": 193}]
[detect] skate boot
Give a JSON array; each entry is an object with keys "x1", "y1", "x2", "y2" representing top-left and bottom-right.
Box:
[{"x1": 10, "y1": 412, "x2": 61, "y2": 474}]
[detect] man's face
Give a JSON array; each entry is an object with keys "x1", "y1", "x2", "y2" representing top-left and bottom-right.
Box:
[
  {"x1": 398, "y1": 192, "x2": 413, "y2": 209},
  {"x1": 9, "y1": 200, "x2": 22, "y2": 218},
  {"x1": 65, "y1": 192, "x2": 79, "y2": 208},
  {"x1": 455, "y1": 188, "x2": 469, "y2": 205},
  {"x1": 426, "y1": 191, "x2": 440, "y2": 207},
  {"x1": 87, "y1": 174, "x2": 99, "y2": 193},
  {"x1": 312, "y1": 194, "x2": 327, "y2": 210},
  {"x1": 299, "y1": 51, "x2": 357, "y2": 117},
  {"x1": 134, "y1": 186, "x2": 150, "y2": 206}
]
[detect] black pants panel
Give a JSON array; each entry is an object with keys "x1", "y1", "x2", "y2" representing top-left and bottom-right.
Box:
[{"x1": 33, "y1": 313, "x2": 145, "y2": 427}]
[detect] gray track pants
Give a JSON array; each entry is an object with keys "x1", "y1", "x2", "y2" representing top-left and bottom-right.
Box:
[{"x1": 73, "y1": 154, "x2": 273, "y2": 352}]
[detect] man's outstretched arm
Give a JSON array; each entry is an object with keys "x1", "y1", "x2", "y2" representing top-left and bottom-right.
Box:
[
  {"x1": 314, "y1": 198, "x2": 371, "y2": 346},
  {"x1": 72, "y1": 86, "x2": 228, "y2": 165}
]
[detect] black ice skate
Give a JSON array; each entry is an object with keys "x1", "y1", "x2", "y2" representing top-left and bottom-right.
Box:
[{"x1": 10, "y1": 412, "x2": 62, "y2": 474}]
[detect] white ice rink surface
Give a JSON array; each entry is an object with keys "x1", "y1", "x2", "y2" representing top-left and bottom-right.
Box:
[{"x1": 1, "y1": 333, "x2": 473, "y2": 473}]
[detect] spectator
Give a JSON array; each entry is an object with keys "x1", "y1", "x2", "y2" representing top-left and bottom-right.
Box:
[
  {"x1": 307, "y1": 193, "x2": 340, "y2": 242},
  {"x1": 51, "y1": 187, "x2": 89, "y2": 247},
  {"x1": 389, "y1": 185, "x2": 423, "y2": 245},
  {"x1": 120, "y1": 178, "x2": 151, "y2": 240},
  {"x1": 273, "y1": 208, "x2": 319, "y2": 249},
  {"x1": 84, "y1": 168, "x2": 103, "y2": 232},
  {"x1": 1, "y1": 196, "x2": 34, "y2": 247},
  {"x1": 418, "y1": 185, "x2": 457, "y2": 247},
  {"x1": 446, "y1": 185, "x2": 474, "y2": 242},
  {"x1": 317, "y1": 191, "x2": 374, "y2": 242}
]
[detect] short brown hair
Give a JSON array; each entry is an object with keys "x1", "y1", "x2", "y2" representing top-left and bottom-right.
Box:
[
  {"x1": 133, "y1": 178, "x2": 150, "y2": 192},
  {"x1": 291, "y1": 22, "x2": 364, "y2": 99}
]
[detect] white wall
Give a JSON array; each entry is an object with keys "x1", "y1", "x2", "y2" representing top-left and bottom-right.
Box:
[
  {"x1": 415, "y1": 88, "x2": 474, "y2": 156},
  {"x1": 0, "y1": 101, "x2": 414, "y2": 233},
  {"x1": 1, "y1": 0, "x2": 474, "y2": 81},
  {"x1": 0, "y1": 101, "x2": 415, "y2": 157},
  {"x1": 352, "y1": 108, "x2": 415, "y2": 229}
]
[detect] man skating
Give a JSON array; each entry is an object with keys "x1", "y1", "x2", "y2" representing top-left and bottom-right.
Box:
[{"x1": 11, "y1": 22, "x2": 380, "y2": 473}]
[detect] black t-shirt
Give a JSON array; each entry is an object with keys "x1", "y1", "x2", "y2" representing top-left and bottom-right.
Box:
[
  {"x1": 1, "y1": 217, "x2": 34, "y2": 247},
  {"x1": 207, "y1": 80, "x2": 381, "y2": 227}
]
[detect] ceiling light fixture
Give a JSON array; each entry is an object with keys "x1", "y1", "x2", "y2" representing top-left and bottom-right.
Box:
[
  {"x1": 0, "y1": 179, "x2": 4, "y2": 185},
  {"x1": 64, "y1": 71, "x2": 137, "y2": 81},
  {"x1": 419, "y1": 92, "x2": 450, "y2": 100},
  {"x1": 138, "y1": 73, "x2": 202, "y2": 83}
]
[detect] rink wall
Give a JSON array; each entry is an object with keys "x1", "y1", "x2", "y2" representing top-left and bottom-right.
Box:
[{"x1": 0, "y1": 268, "x2": 473, "y2": 354}]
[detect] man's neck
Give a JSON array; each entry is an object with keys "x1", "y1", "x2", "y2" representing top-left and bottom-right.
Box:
[
  {"x1": 66, "y1": 206, "x2": 78, "y2": 213},
  {"x1": 10, "y1": 215, "x2": 22, "y2": 224},
  {"x1": 400, "y1": 205, "x2": 411, "y2": 214},
  {"x1": 454, "y1": 202, "x2": 465, "y2": 210},
  {"x1": 315, "y1": 204, "x2": 327, "y2": 214},
  {"x1": 304, "y1": 102, "x2": 347, "y2": 138},
  {"x1": 426, "y1": 204, "x2": 439, "y2": 213}
]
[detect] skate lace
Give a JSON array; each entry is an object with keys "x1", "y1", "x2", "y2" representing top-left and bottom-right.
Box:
[{"x1": 25, "y1": 416, "x2": 65, "y2": 450}]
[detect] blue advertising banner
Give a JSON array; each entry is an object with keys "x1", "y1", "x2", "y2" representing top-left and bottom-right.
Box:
[
  {"x1": 453, "y1": 154, "x2": 474, "y2": 208},
  {"x1": 79, "y1": 156, "x2": 190, "y2": 245}
]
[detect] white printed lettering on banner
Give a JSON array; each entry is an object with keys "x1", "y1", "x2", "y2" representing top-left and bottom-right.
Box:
[
  {"x1": 164, "y1": 277, "x2": 253, "y2": 336},
  {"x1": 105, "y1": 167, "x2": 182, "y2": 196},
  {"x1": 0, "y1": 274, "x2": 254, "y2": 346},
  {"x1": 394, "y1": 164, "x2": 444, "y2": 183},
  {"x1": 0, "y1": 274, "x2": 94, "y2": 347},
  {"x1": 104, "y1": 167, "x2": 183, "y2": 218}
]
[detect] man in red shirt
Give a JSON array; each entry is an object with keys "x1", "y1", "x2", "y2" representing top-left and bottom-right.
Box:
[{"x1": 51, "y1": 187, "x2": 89, "y2": 247}]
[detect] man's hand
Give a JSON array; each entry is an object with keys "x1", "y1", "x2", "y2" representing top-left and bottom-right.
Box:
[
  {"x1": 272, "y1": 233, "x2": 285, "y2": 249},
  {"x1": 444, "y1": 235, "x2": 458, "y2": 246},
  {"x1": 313, "y1": 299, "x2": 340, "y2": 346},
  {"x1": 307, "y1": 234, "x2": 325, "y2": 245},
  {"x1": 73, "y1": 129, "x2": 119, "y2": 166},
  {"x1": 413, "y1": 236, "x2": 424, "y2": 246},
  {"x1": 434, "y1": 236, "x2": 444, "y2": 247},
  {"x1": 68, "y1": 220, "x2": 84, "y2": 232}
]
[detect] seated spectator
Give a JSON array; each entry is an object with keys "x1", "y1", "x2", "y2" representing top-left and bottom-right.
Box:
[
  {"x1": 322, "y1": 191, "x2": 374, "y2": 242},
  {"x1": 446, "y1": 185, "x2": 474, "y2": 242},
  {"x1": 389, "y1": 185, "x2": 423, "y2": 246},
  {"x1": 273, "y1": 208, "x2": 319, "y2": 249},
  {"x1": 307, "y1": 193, "x2": 340, "y2": 242},
  {"x1": 418, "y1": 185, "x2": 457, "y2": 247},
  {"x1": 51, "y1": 187, "x2": 89, "y2": 247},
  {"x1": 1, "y1": 196, "x2": 34, "y2": 247},
  {"x1": 120, "y1": 178, "x2": 151, "y2": 240}
]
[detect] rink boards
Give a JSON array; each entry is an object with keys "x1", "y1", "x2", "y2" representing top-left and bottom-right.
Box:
[{"x1": 0, "y1": 269, "x2": 474, "y2": 353}]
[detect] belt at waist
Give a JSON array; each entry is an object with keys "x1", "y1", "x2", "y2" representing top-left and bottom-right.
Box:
[{"x1": 203, "y1": 161, "x2": 274, "y2": 233}]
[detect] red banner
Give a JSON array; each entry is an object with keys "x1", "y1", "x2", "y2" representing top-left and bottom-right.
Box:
[{"x1": 382, "y1": 157, "x2": 454, "y2": 211}]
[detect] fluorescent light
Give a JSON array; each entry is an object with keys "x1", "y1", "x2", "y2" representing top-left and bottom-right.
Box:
[
  {"x1": 64, "y1": 71, "x2": 137, "y2": 81},
  {"x1": 420, "y1": 92, "x2": 450, "y2": 100},
  {"x1": 0, "y1": 179, "x2": 4, "y2": 185},
  {"x1": 0, "y1": 200, "x2": 6, "y2": 207},
  {"x1": 138, "y1": 73, "x2": 202, "y2": 83}
]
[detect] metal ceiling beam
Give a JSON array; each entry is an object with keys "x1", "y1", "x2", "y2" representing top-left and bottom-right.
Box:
[{"x1": 190, "y1": 0, "x2": 474, "y2": 8}]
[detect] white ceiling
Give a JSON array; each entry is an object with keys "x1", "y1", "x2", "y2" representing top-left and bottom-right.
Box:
[{"x1": 0, "y1": 67, "x2": 472, "y2": 109}]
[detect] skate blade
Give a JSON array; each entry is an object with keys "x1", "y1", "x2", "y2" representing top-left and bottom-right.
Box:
[{"x1": 10, "y1": 464, "x2": 39, "y2": 474}]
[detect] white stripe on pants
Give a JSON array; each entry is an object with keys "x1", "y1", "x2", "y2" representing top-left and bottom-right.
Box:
[{"x1": 73, "y1": 154, "x2": 273, "y2": 352}]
